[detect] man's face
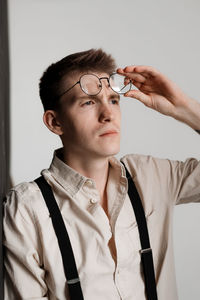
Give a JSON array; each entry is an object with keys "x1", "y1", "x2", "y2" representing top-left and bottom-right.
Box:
[{"x1": 57, "y1": 72, "x2": 121, "y2": 160}]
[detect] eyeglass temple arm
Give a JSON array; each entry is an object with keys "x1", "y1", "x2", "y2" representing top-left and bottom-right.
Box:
[
  {"x1": 59, "y1": 81, "x2": 80, "y2": 98},
  {"x1": 119, "y1": 81, "x2": 132, "y2": 92}
]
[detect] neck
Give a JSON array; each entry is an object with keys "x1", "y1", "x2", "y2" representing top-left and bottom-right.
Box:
[{"x1": 63, "y1": 149, "x2": 110, "y2": 204}]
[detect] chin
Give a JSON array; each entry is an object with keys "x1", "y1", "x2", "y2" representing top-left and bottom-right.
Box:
[{"x1": 99, "y1": 145, "x2": 120, "y2": 157}]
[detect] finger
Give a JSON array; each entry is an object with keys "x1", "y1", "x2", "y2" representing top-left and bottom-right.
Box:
[
  {"x1": 124, "y1": 78, "x2": 142, "y2": 89},
  {"x1": 116, "y1": 68, "x2": 126, "y2": 74},
  {"x1": 124, "y1": 90, "x2": 152, "y2": 107},
  {"x1": 123, "y1": 65, "x2": 136, "y2": 73},
  {"x1": 124, "y1": 73, "x2": 146, "y2": 83},
  {"x1": 118, "y1": 65, "x2": 157, "y2": 82},
  {"x1": 129, "y1": 80, "x2": 143, "y2": 90},
  {"x1": 133, "y1": 65, "x2": 159, "y2": 77},
  {"x1": 124, "y1": 77, "x2": 130, "y2": 86},
  {"x1": 117, "y1": 66, "x2": 136, "y2": 74}
]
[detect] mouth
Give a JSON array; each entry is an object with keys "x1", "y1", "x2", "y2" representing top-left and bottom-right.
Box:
[{"x1": 99, "y1": 130, "x2": 119, "y2": 137}]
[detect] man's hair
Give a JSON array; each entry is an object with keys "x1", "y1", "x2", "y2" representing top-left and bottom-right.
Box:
[{"x1": 39, "y1": 48, "x2": 117, "y2": 111}]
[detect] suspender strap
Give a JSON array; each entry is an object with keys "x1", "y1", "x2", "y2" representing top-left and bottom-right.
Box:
[
  {"x1": 35, "y1": 176, "x2": 84, "y2": 300},
  {"x1": 121, "y1": 162, "x2": 158, "y2": 300}
]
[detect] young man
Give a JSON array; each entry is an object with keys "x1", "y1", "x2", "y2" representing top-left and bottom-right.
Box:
[{"x1": 3, "y1": 49, "x2": 200, "y2": 300}]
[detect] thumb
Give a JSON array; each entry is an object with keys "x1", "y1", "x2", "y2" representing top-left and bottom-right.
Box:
[{"x1": 124, "y1": 90, "x2": 152, "y2": 107}]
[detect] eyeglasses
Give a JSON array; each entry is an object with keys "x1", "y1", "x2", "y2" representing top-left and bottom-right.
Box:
[{"x1": 58, "y1": 73, "x2": 132, "y2": 98}]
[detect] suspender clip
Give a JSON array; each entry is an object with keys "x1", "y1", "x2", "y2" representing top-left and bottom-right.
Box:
[
  {"x1": 140, "y1": 247, "x2": 152, "y2": 254},
  {"x1": 67, "y1": 278, "x2": 80, "y2": 285}
]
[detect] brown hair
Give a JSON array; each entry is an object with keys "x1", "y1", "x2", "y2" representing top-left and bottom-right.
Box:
[{"x1": 39, "y1": 48, "x2": 116, "y2": 111}]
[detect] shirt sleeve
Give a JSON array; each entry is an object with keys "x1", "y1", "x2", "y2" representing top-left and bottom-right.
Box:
[
  {"x1": 167, "y1": 157, "x2": 200, "y2": 205},
  {"x1": 122, "y1": 153, "x2": 200, "y2": 207},
  {"x1": 3, "y1": 187, "x2": 49, "y2": 300},
  {"x1": 172, "y1": 128, "x2": 200, "y2": 204}
]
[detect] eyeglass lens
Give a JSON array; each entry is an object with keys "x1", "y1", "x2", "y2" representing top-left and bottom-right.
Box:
[
  {"x1": 80, "y1": 73, "x2": 131, "y2": 96},
  {"x1": 80, "y1": 74, "x2": 100, "y2": 95},
  {"x1": 109, "y1": 73, "x2": 131, "y2": 94}
]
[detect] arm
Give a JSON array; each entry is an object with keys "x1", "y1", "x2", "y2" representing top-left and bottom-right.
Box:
[
  {"x1": 118, "y1": 66, "x2": 200, "y2": 205},
  {"x1": 117, "y1": 66, "x2": 200, "y2": 131},
  {"x1": 3, "y1": 188, "x2": 48, "y2": 300}
]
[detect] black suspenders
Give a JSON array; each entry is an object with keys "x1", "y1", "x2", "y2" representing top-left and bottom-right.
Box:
[
  {"x1": 35, "y1": 163, "x2": 158, "y2": 300},
  {"x1": 121, "y1": 162, "x2": 158, "y2": 300},
  {"x1": 35, "y1": 176, "x2": 84, "y2": 300}
]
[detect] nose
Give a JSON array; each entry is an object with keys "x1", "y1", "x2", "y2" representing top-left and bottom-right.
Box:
[{"x1": 99, "y1": 102, "x2": 114, "y2": 123}]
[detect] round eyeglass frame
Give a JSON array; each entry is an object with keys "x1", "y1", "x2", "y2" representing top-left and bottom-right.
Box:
[{"x1": 58, "y1": 72, "x2": 132, "y2": 98}]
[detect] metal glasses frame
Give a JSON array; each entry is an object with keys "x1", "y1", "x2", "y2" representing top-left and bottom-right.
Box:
[{"x1": 58, "y1": 72, "x2": 132, "y2": 98}]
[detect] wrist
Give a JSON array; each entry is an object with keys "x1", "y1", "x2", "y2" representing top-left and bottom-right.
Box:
[{"x1": 174, "y1": 97, "x2": 200, "y2": 130}]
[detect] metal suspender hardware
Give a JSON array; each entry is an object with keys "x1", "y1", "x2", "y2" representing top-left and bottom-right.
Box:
[
  {"x1": 121, "y1": 162, "x2": 158, "y2": 300},
  {"x1": 140, "y1": 248, "x2": 152, "y2": 254},
  {"x1": 35, "y1": 176, "x2": 84, "y2": 300}
]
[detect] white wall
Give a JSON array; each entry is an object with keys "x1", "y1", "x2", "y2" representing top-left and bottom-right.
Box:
[{"x1": 8, "y1": 0, "x2": 200, "y2": 298}]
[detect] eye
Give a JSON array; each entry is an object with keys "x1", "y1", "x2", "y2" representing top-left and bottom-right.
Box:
[
  {"x1": 110, "y1": 99, "x2": 120, "y2": 105},
  {"x1": 82, "y1": 100, "x2": 95, "y2": 106}
]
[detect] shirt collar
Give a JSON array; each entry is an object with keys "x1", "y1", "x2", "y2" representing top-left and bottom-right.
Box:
[{"x1": 45, "y1": 148, "x2": 126, "y2": 198}]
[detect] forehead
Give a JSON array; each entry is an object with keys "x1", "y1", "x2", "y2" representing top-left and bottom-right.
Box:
[{"x1": 63, "y1": 71, "x2": 110, "y2": 87}]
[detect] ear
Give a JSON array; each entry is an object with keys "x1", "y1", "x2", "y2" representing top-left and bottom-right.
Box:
[{"x1": 43, "y1": 110, "x2": 63, "y2": 136}]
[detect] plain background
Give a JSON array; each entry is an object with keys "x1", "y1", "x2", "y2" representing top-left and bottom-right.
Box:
[{"x1": 8, "y1": 0, "x2": 200, "y2": 298}]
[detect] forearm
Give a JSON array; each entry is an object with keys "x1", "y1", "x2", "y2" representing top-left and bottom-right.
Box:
[{"x1": 173, "y1": 97, "x2": 200, "y2": 131}]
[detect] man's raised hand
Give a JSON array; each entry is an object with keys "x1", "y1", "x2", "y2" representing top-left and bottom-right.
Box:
[{"x1": 117, "y1": 65, "x2": 200, "y2": 130}]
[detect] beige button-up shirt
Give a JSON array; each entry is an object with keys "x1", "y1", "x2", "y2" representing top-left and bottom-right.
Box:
[{"x1": 3, "y1": 149, "x2": 200, "y2": 300}]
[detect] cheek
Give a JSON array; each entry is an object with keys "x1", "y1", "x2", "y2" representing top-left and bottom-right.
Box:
[
  {"x1": 61, "y1": 112, "x2": 93, "y2": 140},
  {"x1": 74, "y1": 110, "x2": 97, "y2": 132},
  {"x1": 115, "y1": 107, "x2": 121, "y2": 125},
  {"x1": 58, "y1": 110, "x2": 76, "y2": 139},
  {"x1": 62, "y1": 116, "x2": 74, "y2": 136}
]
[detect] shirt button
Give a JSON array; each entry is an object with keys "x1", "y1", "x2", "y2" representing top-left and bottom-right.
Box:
[
  {"x1": 85, "y1": 180, "x2": 93, "y2": 186},
  {"x1": 90, "y1": 198, "x2": 97, "y2": 204}
]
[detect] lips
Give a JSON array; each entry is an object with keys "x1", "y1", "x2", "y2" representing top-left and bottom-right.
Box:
[{"x1": 99, "y1": 129, "x2": 119, "y2": 137}]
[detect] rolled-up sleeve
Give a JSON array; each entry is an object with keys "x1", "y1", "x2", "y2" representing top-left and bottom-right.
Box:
[{"x1": 3, "y1": 188, "x2": 48, "y2": 300}]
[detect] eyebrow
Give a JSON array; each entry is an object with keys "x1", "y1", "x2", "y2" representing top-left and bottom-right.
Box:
[{"x1": 74, "y1": 93, "x2": 120, "y2": 102}]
